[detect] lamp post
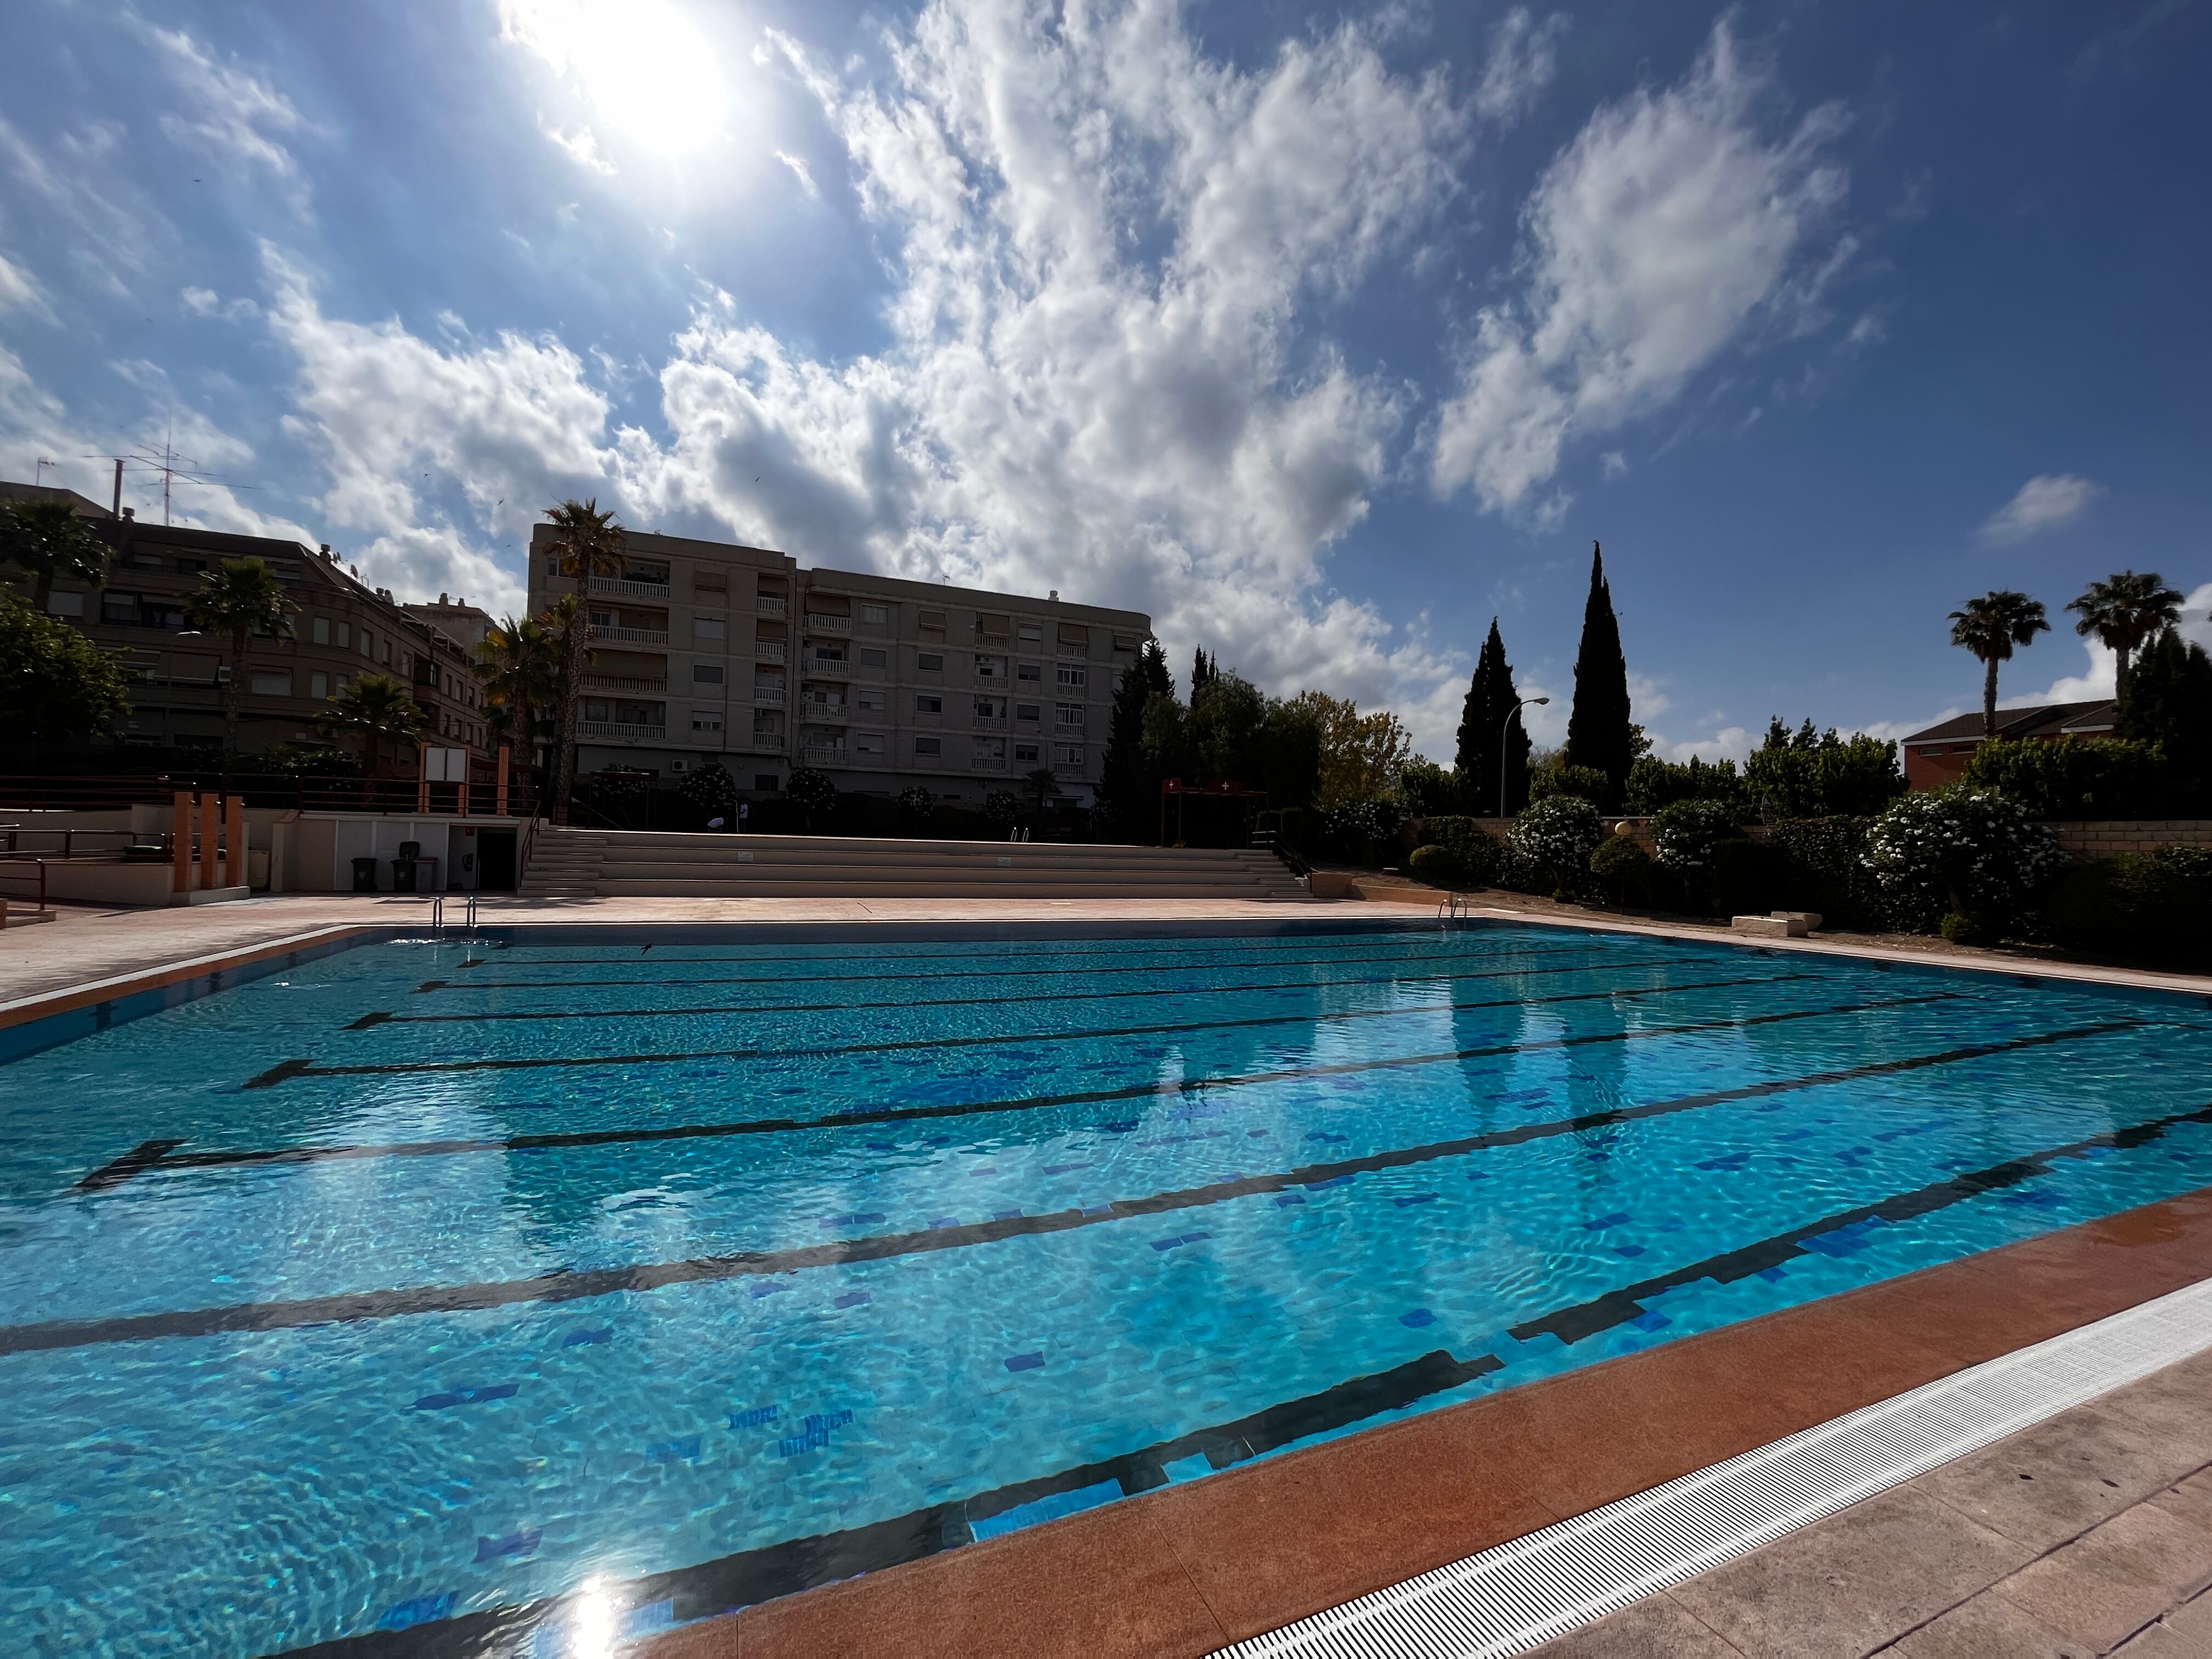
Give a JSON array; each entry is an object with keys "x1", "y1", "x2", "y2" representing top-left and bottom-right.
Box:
[{"x1": 1501, "y1": 696, "x2": 1549, "y2": 819}]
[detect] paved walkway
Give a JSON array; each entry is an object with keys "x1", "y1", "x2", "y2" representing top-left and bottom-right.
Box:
[{"x1": 1534, "y1": 1347, "x2": 2212, "y2": 1658}]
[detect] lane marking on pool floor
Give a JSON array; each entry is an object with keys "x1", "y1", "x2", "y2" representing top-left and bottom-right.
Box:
[
  {"x1": 100, "y1": 990, "x2": 1962, "y2": 1182},
  {"x1": 1216, "y1": 1272, "x2": 2212, "y2": 1659},
  {"x1": 262, "y1": 1156, "x2": 2212, "y2": 1658},
  {"x1": 18, "y1": 1025, "x2": 2174, "y2": 1356},
  {"x1": 348, "y1": 951, "x2": 1731, "y2": 1028}
]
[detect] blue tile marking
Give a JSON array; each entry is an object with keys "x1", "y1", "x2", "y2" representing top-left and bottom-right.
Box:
[
  {"x1": 1612, "y1": 1244, "x2": 1646, "y2": 1258},
  {"x1": 750, "y1": 1282, "x2": 791, "y2": 1298},
  {"x1": 1399, "y1": 1308, "x2": 1435, "y2": 1328},
  {"x1": 1305, "y1": 1175, "x2": 1352, "y2": 1190},
  {"x1": 1306, "y1": 1132, "x2": 1348, "y2": 1144},
  {"x1": 968, "y1": 1477, "x2": 1122, "y2": 1541},
  {"x1": 830, "y1": 1212, "x2": 887, "y2": 1226},
  {"x1": 776, "y1": 1409, "x2": 854, "y2": 1458},
  {"x1": 929, "y1": 1217, "x2": 960, "y2": 1228},
  {"x1": 805, "y1": 1410, "x2": 853, "y2": 1433},
  {"x1": 1632, "y1": 1312, "x2": 1672, "y2": 1332},
  {"x1": 1005, "y1": 1351, "x2": 1044, "y2": 1373},
  {"x1": 647, "y1": 1435, "x2": 702, "y2": 1464},
  {"x1": 1275, "y1": 1194, "x2": 1306, "y2": 1206},
  {"x1": 623, "y1": 1600, "x2": 675, "y2": 1637},
  {"x1": 1583, "y1": 1212, "x2": 1631, "y2": 1229},
  {"x1": 1162, "y1": 1452, "x2": 1213, "y2": 1483},
  {"x1": 379, "y1": 1594, "x2": 455, "y2": 1630},
  {"x1": 729, "y1": 1406, "x2": 779, "y2": 1429},
  {"x1": 1696, "y1": 1152, "x2": 1752, "y2": 1171},
  {"x1": 475, "y1": 1527, "x2": 541, "y2": 1563},
  {"x1": 412, "y1": 1384, "x2": 517, "y2": 1410},
  {"x1": 561, "y1": 1327, "x2": 612, "y2": 1348},
  {"x1": 1757, "y1": 1266, "x2": 1788, "y2": 1282},
  {"x1": 994, "y1": 1208, "x2": 1023, "y2": 1220},
  {"x1": 1152, "y1": 1231, "x2": 1212, "y2": 1251},
  {"x1": 1395, "y1": 1192, "x2": 1438, "y2": 1207},
  {"x1": 834, "y1": 1291, "x2": 872, "y2": 1308}
]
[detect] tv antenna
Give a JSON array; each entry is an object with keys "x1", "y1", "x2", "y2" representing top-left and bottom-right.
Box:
[{"x1": 82, "y1": 425, "x2": 260, "y2": 524}]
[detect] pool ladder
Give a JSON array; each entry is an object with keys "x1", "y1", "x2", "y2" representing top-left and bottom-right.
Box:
[
  {"x1": 1437, "y1": 893, "x2": 1471, "y2": 926},
  {"x1": 426, "y1": 894, "x2": 479, "y2": 936}
]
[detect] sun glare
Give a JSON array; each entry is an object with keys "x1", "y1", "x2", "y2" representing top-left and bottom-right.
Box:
[{"x1": 505, "y1": 0, "x2": 729, "y2": 155}]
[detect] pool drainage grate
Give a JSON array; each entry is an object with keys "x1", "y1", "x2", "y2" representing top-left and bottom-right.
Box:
[{"x1": 1217, "y1": 1273, "x2": 2212, "y2": 1659}]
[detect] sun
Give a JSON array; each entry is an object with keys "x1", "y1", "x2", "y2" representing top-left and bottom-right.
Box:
[{"x1": 503, "y1": 0, "x2": 729, "y2": 156}]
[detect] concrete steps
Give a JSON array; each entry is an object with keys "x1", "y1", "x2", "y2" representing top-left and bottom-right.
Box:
[{"x1": 520, "y1": 828, "x2": 1309, "y2": 900}]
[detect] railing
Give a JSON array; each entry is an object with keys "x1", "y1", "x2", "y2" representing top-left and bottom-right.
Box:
[
  {"x1": 596, "y1": 578, "x2": 670, "y2": 600},
  {"x1": 0, "y1": 773, "x2": 538, "y2": 819},
  {"x1": 579, "y1": 722, "x2": 666, "y2": 741},
  {"x1": 0, "y1": 859, "x2": 48, "y2": 910},
  {"x1": 973, "y1": 715, "x2": 1008, "y2": 731},
  {"x1": 589, "y1": 626, "x2": 670, "y2": 646},
  {"x1": 755, "y1": 642, "x2": 787, "y2": 663},
  {"x1": 803, "y1": 745, "x2": 845, "y2": 765},
  {"x1": 975, "y1": 631, "x2": 1010, "y2": 648},
  {"x1": 757, "y1": 595, "x2": 788, "y2": 615},
  {"x1": 971, "y1": 758, "x2": 1006, "y2": 772},
  {"x1": 753, "y1": 687, "x2": 786, "y2": 705},
  {"x1": 804, "y1": 613, "x2": 853, "y2": 634},
  {"x1": 1, "y1": 828, "x2": 155, "y2": 859},
  {"x1": 804, "y1": 705, "x2": 851, "y2": 723},
  {"x1": 582, "y1": 673, "x2": 668, "y2": 692},
  {"x1": 804, "y1": 658, "x2": 851, "y2": 680}
]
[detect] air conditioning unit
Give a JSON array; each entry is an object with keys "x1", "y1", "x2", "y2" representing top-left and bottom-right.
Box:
[{"x1": 671, "y1": 758, "x2": 689, "y2": 772}]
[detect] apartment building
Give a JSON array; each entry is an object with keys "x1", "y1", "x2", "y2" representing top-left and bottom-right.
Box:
[
  {"x1": 3, "y1": 481, "x2": 490, "y2": 762},
  {"x1": 528, "y1": 525, "x2": 1153, "y2": 805}
]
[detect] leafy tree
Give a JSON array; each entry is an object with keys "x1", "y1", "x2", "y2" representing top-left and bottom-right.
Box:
[
  {"x1": 1190, "y1": 670, "x2": 1267, "y2": 783},
  {"x1": 1590, "y1": 833, "x2": 1654, "y2": 907},
  {"x1": 474, "y1": 612, "x2": 562, "y2": 774},
  {"x1": 2067, "y1": 571, "x2": 2183, "y2": 696},
  {"x1": 898, "y1": 785, "x2": 936, "y2": 823},
  {"x1": 1961, "y1": 736, "x2": 2171, "y2": 820},
  {"x1": 984, "y1": 788, "x2": 1020, "y2": 828},
  {"x1": 0, "y1": 496, "x2": 110, "y2": 611},
  {"x1": 1528, "y1": 761, "x2": 1611, "y2": 805},
  {"x1": 1395, "y1": 758, "x2": 1461, "y2": 816},
  {"x1": 1190, "y1": 647, "x2": 1215, "y2": 696},
  {"x1": 2115, "y1": 629, "x2": 2212, "y2": 809},
  {"x1": 1293, "y1": 690, "x2": 1412, "y2": 808},
  {"x1": 317, "y1": 673, "x2": 424, "y2": 774},
  {"x1": 678, "y1": 761, "x2": 737, "y2": 821},
  {"x1": 1626, "y1": 754, "x2": 1743, "y2": 814},
  {"x1": 786, "y1": 765, "x2": 836, "y2": 829},
  {"x1": 1744, "y1": 718, "x2": 1905, "y2": 819},
  {"x1": 1023, "y1": 765, "x2": 1061, "y2": 814},
  {"x1": 258, "y1": 740, "x2": 363, "y2": 778},
  {"x1": 1253, "y1": 696, "x2": 1321, "y2": 814},
  {"x1": 1562, "y1": 541, "x2": 1633, "y2": 808},
  {"x1": 1100, "y1": 639, "x2": 1174, "y2": 840},
  {"x1": 541, "y1": 498, "x2": 626, "y2": 823},
  {"x1": 185, "y1": 557, "x2": 296, "y2": 763},
  {"x1": 1948, "y1": 590, "x2": 2050, "y2": 737},
  {"x1": 0, "y1": 594, "x2": 132, "y2": 742},
  {"x1": 1455, "y1": 617, "x2": 1533, "y2": 817}
]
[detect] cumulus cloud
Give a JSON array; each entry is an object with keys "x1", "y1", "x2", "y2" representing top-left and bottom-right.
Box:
[
  {"x1": 1474, "y1": 8, "x2": 1570, "y2": 125},
  {"x1": 1976, "y1": 472, "x2": 2103, "y2": 544},
  {"x1": 1431, "y1": 20, "x2": 1852, "y2": 510},
  {"x1": 542, "y1": 122, "x2": 617, "y2": 175},
  {"x1": 2024, "y1": 581, "x2": 2212, "y2": 704},
  {"x1": 140, "y1": 23, "x2": 312, "y2": 200}
]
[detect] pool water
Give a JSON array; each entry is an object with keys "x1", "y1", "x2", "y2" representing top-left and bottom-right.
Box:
[{"x1": 4, "y1": 922, "x2": 2210, "y2": 1656}]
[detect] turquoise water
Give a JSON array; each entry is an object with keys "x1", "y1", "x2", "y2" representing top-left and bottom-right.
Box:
[{"x1": 2, "y1": 922, "x2": 2209, "y2": 1656}]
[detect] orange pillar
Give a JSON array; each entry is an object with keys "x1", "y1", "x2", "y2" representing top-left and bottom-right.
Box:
[
  {"x1": 228, "y1": 797, "x2": 247, "y2": 888},
  {"x1": 173, "y1": 793, "x2": 191, "y2": 894},
  {"x1": 199, "y1": 792, "x2": 219, "y2": 890},
  {"x1": 495, "y1": 746, "x2": 511, "y2": 817},
  {"x1": 417, "y1": 747, "x2": 430, "y2": 814}
]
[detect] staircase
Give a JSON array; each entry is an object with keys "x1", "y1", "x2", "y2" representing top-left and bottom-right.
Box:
[
  {"x1": 517, "y1": 828, "x2": 1308, "y2": 901},
  {"x1": 516, "y1": 830, "x2": 606, "y2": 898}
]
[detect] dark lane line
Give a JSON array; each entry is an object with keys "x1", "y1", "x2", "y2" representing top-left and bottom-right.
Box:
[
  {"x1": 99, "y1": 975, "x2": 1873, "y2": 1184},
  {"x1": 28, "y1": 1009, "x2": 2126, "y2": 1351},
  {"x1": 421, "y1": 940, "x2": 1655, "y2": 994},
  {"x1": 269, "y1": 1080, "x2": 2205, "y2": 1659},
  {"x1": 455, "y1": 932, "x2": 1602, "y2": 970},
  {"x1": 279, "y1": 970, "x2": 1812, "y2": 1087},
  {"x1": 352, "y1": 953, "x2": 1724, "y2": 1029}
]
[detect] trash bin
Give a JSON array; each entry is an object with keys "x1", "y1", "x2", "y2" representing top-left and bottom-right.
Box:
[
  {"x1": 398, "y1": 840, "x2": 422, "y2": 860},
  {"x1": 391, "y1": 859, "x2": 419, "y2": 894},
  {"x1": 351, "y1": 856, "x2": 379, "y2": 893}
]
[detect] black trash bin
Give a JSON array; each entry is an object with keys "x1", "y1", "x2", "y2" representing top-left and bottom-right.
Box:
[
  {"x1": 351, "y1": 856, "x2": 379, "y2": 893},
  {"x1": 398, "y1": 840, "x2": 422, "y2": 860},
  {"x1": 391, "y1": 859, "x2": 419, "y2": 894}
]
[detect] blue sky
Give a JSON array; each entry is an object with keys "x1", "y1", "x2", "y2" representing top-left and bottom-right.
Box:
[{"x1": 2, "y1": 0, "x2": 2208, "y2": 759}]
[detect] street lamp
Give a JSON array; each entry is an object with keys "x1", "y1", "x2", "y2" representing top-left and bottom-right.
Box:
[{"x1": 1502, "y1": 696, "x2": 1549, "y2": 819}]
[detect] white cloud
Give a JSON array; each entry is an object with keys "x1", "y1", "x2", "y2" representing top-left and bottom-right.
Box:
[
  {"x1": 1660, "y1": 726, "x2": 1752, "y2": 764},
  {"x1": 1976, "y1": 472, "x2": 2103, "y2": 544},
  {"x1": 1431, "y1": 20, "x2": 1852, "y2": 511},
  {"x1": 140, "y1": 24, "x2": 312, "y2": 201},
  {"x1": 774, "y1": 149, "x2": 819, "y2": 197},
  {"x1": 1474, "y1": 8, "x2": 1570, "y2": 125},
  {"x1": 1599, "y1": 449, "x2": 1626, "y2": 479},
  {"x1": 181, "y1": 285, "x2": 258, "y2": 321},
  {"x1": 2023, "y1": 580, "x2": 2212, "y2": 703},
  {"x1": 542, "y1": 122, "x2": 617, "y2": 175},
  {"x1": 0, "y1": 248, "x2": 50, "y2": 320}
]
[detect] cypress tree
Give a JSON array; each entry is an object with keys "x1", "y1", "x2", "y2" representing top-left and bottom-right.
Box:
[
  {"x1": 1191, "y1": 647, "x2": 1215, "y2": 695},
  {"x1": 2117, "y1": 629, "x2": 2212, "y2": 810},
  {"x1": 1455, "y1": 617, "x2": 1532, "y2": 816},
  {"x1": 1102, "y1": 640, "x2": 1176, "y2": 842},
  {"x1": 1562, "y1": 540, "x2": 1633, "y2": 809}
]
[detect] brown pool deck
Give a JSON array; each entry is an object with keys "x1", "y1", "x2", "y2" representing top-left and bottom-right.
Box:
[{"x1": 7, "y1": 894, "x2": 2211, "y2": 1656}]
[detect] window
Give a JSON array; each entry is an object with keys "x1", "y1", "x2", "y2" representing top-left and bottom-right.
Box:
[
  {"x1": 1055, "y1": 702, "x2": 1085, "y2": 728},
  {"x1": 752, "y1": 774, "x2": 778, "y2": 791},
  {"x1": 1015, "y1": 702, "x2": 1042, "y2": 721},
  {"x1": 625, "y1": 562, "x2": 670, "y2": 585},
  {"x1": 979, "y1": 612, "x2": 1011, "y2": 637},
  {"x1": 1016, "y1": 662, "x2": 1042, "y2": 683},
  {"x1": 693, "y1": 664, "x2": 725, "y2": 684},
  {"x1": 1054, "y1": 743, "x2": 1085, "y2": 765},
  {"x1": 1018, "y1": 620, "x2": 1043, "y2": 647},
  {"x1": 1951, "y1": 744, "x2": 1976, "y2": 754},
  {"x1": 47, "y1": 590, "x2": 84, "y2": 617},
  {"x1": 381, "y1": 637, "x2": 392, "y2": 664},
  {"x1": 695, "y1": 617, "x2": 726, "y2": 641},
  {"x1": 1113, "y1": 634, "x2": 1142, "y2": 652},
  {"x1": 810, "y1": 644, "x2": 847, "y2": 665},
  {"x1": 1916, "y1": 746, "x2": 1941, "y2": 757},
  {"x1": 856, "y1": 731, "x2": 885, "y2": 757},
  {"x1": 1014, "y1": 742, "x2": 1041, "y2": 763},
  {"x1": 1056, "y1": 665, "x2": 1086, "y2": 688},
  {"x1": 312, "y1": 617, "x2": 331, "y2": 645},
  {"x1": 251, "y1": 670, "x2": 294, "y2": 697},
  {"x1": 861, "y1": 603, "x2": 890, "y2": 625},
  {"x1": 310, "y1": 671, "x2": 330, "y2": 699},
  {"x1": 856, "y1": 687, "x2": 886, "y2": 713},
  {"x1": 919, "y1": 609, "x2": 947, "y2": 633},
  {"x1": 918, "y1": 652, "x2": 944, "y2": 672},
  {"x1": 974, "y1": 696, "x2": 1004, "y2": 717},
  {"x1": 916, "y1": 694, "x2": 943, "y2": 714},
  {"x1": 915, "y1": 736, "x2": 941, "y2": 757},
  {"x1": 976, "y1": 656, "x2": 1003, "y2": 679},
  {"x1": 101, "y1": 592, "x2": 141, "y2": 627},
  {"x1": 857, "y1": 646, "x2": 888, "y2": 668},
  {"x1": 692, "y1": 715, "x2": 723, "y2": 733},
  {"x1": 337, "y1": 620, "x2": 352, "y2": 648}
]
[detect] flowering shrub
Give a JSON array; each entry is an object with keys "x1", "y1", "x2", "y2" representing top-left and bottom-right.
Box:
[
  {"x1": 1864, "y1": 787, "x2": 2063, "y2": 936},
  {"x1": 983, "y1": 789, "x2": 1020, "y2": 826},
  {"x1": 1650, "y1": 798, "x2": 1747, "y2": 873},
  {"x1": 1324, "y1": 796, "x2": 1409, "y2": 860},
  {"x1": 1421, "y1": 815, "x2": 1503, "y2": 884},
  {"x1": 1509, "y1": 794, "x2": 1604, "y2": 896},
  {"x1": 897, "y1": 785, "x2": 936, "y2": 821}
]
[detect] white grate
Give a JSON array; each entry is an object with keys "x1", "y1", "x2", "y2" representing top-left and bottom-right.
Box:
[{"x1": 1217, "y1": 1275, "x2": 2212, "y2": 1659}]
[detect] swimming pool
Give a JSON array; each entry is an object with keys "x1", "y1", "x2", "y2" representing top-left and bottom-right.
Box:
[{"x1": 3, "y1": 921, "x2": 2210, "y2": 1656}]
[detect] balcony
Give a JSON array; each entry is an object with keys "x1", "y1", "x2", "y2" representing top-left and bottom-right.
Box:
[
  {"x1": 583, "y1": 673, "x2": 668, "y2": 693},
  {"x1": 804, "y1": 613, "x2": 853, "y2": 634},
  {"x1": 753, "y1": 686, "x2": 786, "y2": 706},
  {"x1": 803, "y1": 657, "x2": 851, "y2": 681},
  {"x1": 755, "y1": 642, "x2": 787, "y2": 663},
  {"x1": 971, "y1": 757, "x2": 1007, "y2": 772},
  {"x1": 590, "y1": 625, "x2": 669, "y2": 646},
  {"x1": 973, "y1": 715, "x2": 1008, "y2": 732},
  {"x1": 757, "y1": 594, "x2": 788, "y2": 615},
  {"x1": 581, "y1": 721, "x2": 667, "y2": 741},
  {"x1": 975, "y1": 630, "x2": 1011, "y2": 648},
  {"x1": 597, "y1": 577, "x2": 670, "y2": 600},
  {"x1": 804, "y1": 704, "x2": 851, "y2": 723},
  {"x1": 803, "y1": 744, "x2": 845, "y2": 765}
]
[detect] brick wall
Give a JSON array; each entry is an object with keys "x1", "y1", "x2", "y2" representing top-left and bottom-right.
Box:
[{"x1": 2051, "y1": 821, "x2": 2212, "y2": 860}]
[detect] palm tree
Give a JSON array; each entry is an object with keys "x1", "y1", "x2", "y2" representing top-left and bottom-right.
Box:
[
  {"x1": 541, "y1": 499, "x2": 625, "y2": 824},
  {"x1": 2067, "y1": 571, "x2": 2185, "y2": 698},
  {"x1": 185, "y1": 557, "x2": 296, "y2": 763},
  {"x1": 473, "y1": 612, "x2": 562, "y2": 778},
  {"x1": 1, "y1": 496, "x2": 110, "y2": 611},
  {"x1": 1948, "y1": 590, "x2": 2051, "y2": 737},
  {"x1": 317, "y1": 673, "x2": 426, "y2": 774}
]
